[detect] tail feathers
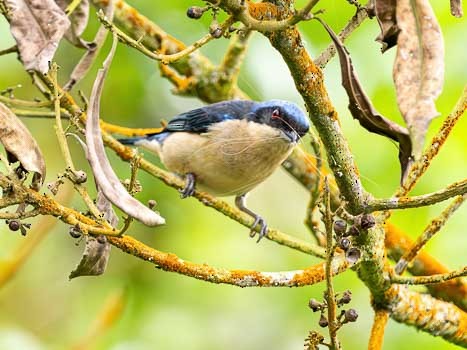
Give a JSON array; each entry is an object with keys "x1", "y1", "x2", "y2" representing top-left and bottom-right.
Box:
[
  {"x1": 118, "y1": 136, "x2": 145, "y2": 145},
  {"x1": 118, "y1": 132, "x2": 168, "y2": 146}
]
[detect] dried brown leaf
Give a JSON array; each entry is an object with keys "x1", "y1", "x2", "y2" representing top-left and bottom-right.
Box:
[
  {"x1": 369, "y1": 0, "x2": 400, "y2": 52},
  {"x1": 64, "y1": 3, "x2": 114, "y2": 91},
  {"x1": 394, "y1": 0, "x2": 445, "y2": 158},
  {"x1": 69, "y1": 234, "x2": 111, "y2": 279},
  {"x1": 450, "y1": 0, "x2": 463, "y2": 18},
  {"x1": 68, "y1": 189, "x2": 117, "y2": 279},
  {"x1": 5, "y1": 0, "x2": 70, "y2": 73},
  {"x1": 0, "y1": 102, "x2": 46, "y2": 188},
  {"x1": 316, "y1": 18, "x2": 413, "y2": 181},
  {"x1": 56, "y1": 0, "x2": 92, "y2": 49},
  {"x1": 85, "y1": 34, "x2": 165, "y2": 226}
]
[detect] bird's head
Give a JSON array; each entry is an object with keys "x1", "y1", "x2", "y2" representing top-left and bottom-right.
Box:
[{"x1": 251, "y1": 100, "x2": 310, "y2": 143}]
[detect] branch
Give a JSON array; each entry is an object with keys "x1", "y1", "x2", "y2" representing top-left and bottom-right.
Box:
[
  {"x1": 314, "y1": 6, "x2": 369, "y2": 68},
  {"x1": 387, "y1": 285, "x2": 467, "y2": 346},
  {"x1": 205, "y1": 0, "x2": 320, "y2": 32},
  {"x1": 390, "y1": 266, "x2": 467, "y2": 285},
  {"x1": 368, "y1": 309, "x2": 389, "y2": 350},
  {"x1": 0, "y1": 185, "x2": 74, "y2": 287},
  {"x1": 394, "y1": 194, "x2": 467, "y2": 274},
  {"x1": 367, "y1": 179, "x2": 467, "y2": 212},
  {"x1": 385, "y1": 222, "x2": 467, "y2": 311},
  {"x1": 323, "y1": 178, "x2": 341, "y2": 349},
  {"x1": 398, "y1": 85, "x2": 467, "y2": 196},
  {"x1": 97, "y1": 10, "x2": 234, "y2": 64},
  {"x1": 109, "y1": 234, "x2": 353, "y2": 287},
  {"x1": 91, "y1": 0, "x2": 246, "y2": 103}
]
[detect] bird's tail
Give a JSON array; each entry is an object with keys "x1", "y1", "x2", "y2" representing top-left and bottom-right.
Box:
[
  {"x1": 117, "y1": 132, "x2": 168, "y2": 146},
  {"x1": 118, "y1": 136, "x2": 146, "y2": 145}
]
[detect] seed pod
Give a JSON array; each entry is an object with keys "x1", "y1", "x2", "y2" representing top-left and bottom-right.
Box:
[
  {"x1": 344, "y1": 308, "x2": 358, "y2": 322},
  {"x1": 340, "y1": 290, "x2": 352, "y2": 304},
  {"x1": 8, "y1": 219, "x2": 20, "y2": 231},
  {"x1": 308, "y1": 298, "x2": 323, "y2": 312},
  {"x1": 318, "y1": 314, "x2": 328, "y2": 327},
  {"x1": 73, "y1": 170, "x2": 87, "y2": 184},
  {"x1": 147, "y1": 199, "x2": 157, "y2": 209},
  {"x1": 69, "y1": 226, "x2": 82, "y2": 238},
  {"x1": 210, "y1": 26, "x2": 223, "y2": 38},
  {"x1": 359, "y1": 214, "x2": 375, "y2": 230},
  {"x1": 345, "y1": 247, "x2": 361, "y2": 263},
  {"x1": 333, "y1": 220, "x2": 347, "y2": 235},
  {"x1": 338, "y1": 237, "x2": 351, "y2": 251},
  {"x1": 186, "y1": 6, "x2": 205, "y2": 19}
]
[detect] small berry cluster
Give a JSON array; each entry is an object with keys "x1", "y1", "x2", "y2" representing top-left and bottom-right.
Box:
[
  {"x1": 186, "y1": 5, "x2": 239, "y2": 38},
  {"x1": 6, "y1": 219, "x2": 30, "y2": 236},
  {"x1": 333, "y1": 213, "x2": 375, "y2": 263},
  {"x1": 308, "y1": 290, "x2": 358, "y2": 329}
]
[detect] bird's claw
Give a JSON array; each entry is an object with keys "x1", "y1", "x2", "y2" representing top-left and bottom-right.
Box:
[
  {"x1": 180, "y1": 173, "x2": 196, "y2": 198},
  {"x1": 249, "y1": 215, "x2": 268, "y2": 243}
]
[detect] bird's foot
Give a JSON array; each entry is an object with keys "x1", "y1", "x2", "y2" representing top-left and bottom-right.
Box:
[
  {"x1": 235, "y1": 194, "x2": 268, "y2": 243},
  {"x1": 249, "y1": 215, "x2": 268, "y2": 243},
  {"x1": 180, "y1": 173, "x2": 196, "y2": 198}
]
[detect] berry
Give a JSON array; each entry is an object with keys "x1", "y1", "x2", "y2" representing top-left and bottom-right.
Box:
[
  {"x1": 333, "y1": 220, "x2": 347, "y2": 235},
  {"x1": 344, "y1": 309, "x2": 358, "y2": 322}
]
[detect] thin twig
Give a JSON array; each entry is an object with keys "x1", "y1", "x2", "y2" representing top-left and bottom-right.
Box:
[
  {"x1": 385, "y1": 222, "x2": 467, "y2": 311},
  {"x1": 314, "y1": 7, "x2": 368, "y2": 68},
  {"x1": 322, "y1": 178, "x2": 341, "y2": 350},
  {"x1": 394, "y1": 194, "x2": 467, "y2": 274},
  {"x1": 0, "y1": 94, "x2": 53, "y2": 107},
  {"x1": 390, "y1": 266, "x2": 467, "y2": 285},
  {"x1": 367, "y1": 179, "x2": 467, "y2": 212},
  {"x1": 98, "y1": 10, "x2": 234, "y2": 64},
  {"x1": 398, "y1": 85, "x2": 467, "y2": 196},
  {"x1": 207, "y1": 0, "x2": 320, "y2": 32},
  {"x1": 0, "y1": 44, "x2": 17, "y2": 56},
  {"x1": 0, "y1": 185, "x2": 74, "y2": 288}
]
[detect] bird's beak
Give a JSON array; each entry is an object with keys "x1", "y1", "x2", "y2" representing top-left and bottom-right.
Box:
[{"x1": 283, "y1": 130, "x2": 298, "y2": 143}]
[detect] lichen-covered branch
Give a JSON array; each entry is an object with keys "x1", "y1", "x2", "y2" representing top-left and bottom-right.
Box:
[
  {"x1": 390, "y1": 266, "x2": 467, "y2": 285},
  {"x1": 385, "y1": 222, "x2": 467, "y2": 311},
  {"x1": 398, "y1": 85, "x2": 467, "y2": 196},
  {"x1": 386, "y1": 285, "x2": 467, "y2": 346},
  {"x1": 368, "y1": 309, "x2": 389, "y2": 350},
  {"x1": 367, "y1": 179, "x2": 467, "y2": 212},
  {"x1": 394, "y1": 194, "x2": 467, "y2": 274},
  {"x1": 109, "y1": 234, "x2": 352, "y2": 287}
]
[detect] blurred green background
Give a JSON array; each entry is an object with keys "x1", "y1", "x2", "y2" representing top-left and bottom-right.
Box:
[{"x1": 0, "y1": 1, "x2": 465, "y2": 349}]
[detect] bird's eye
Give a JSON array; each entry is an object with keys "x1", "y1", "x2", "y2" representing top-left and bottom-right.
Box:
[{"x1": 272, "y1": 109, "x2": 280, "y2": 119}]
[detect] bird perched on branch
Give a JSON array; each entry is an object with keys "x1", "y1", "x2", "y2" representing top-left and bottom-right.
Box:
[{"x1": 119, "y1": 99, "x2": 309, "y2": 241}]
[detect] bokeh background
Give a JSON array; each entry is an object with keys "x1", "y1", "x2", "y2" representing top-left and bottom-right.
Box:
[{"x1": 0, "y1": 1, "x2": 466, "y2": 349}]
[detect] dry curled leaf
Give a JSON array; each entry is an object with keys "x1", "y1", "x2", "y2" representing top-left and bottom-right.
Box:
[
  {"x1": 64, "y1": 3, "x2": 114, "y2": 91},
  {"x1": 450, "y1": 0, "x2": 463, "y2": 18},
  {"x1": 368, "y1": 0, "x2": 400, "y2": 52},
  {"x1": 394, "y1": 0, "x2": 445, "y2": 158},
  {"x1": 0, "y1": 102, "x2": 46, "y2": 189},
  {"x1": 316, "y1": 18, "x2": 413, "y2": 181},
  {"x1": 85, "y1": 34, "x2": 166, "y2": 227},
  {"x1": 69, "y1": 190, "x2": 117, "y2": 279},
  {"x1": 69, "y1": 234, "x2": 111, "y2": 279},
  {"x1": 4, "y1": 0, "x2": 70, "y2": 73},
  {"x1": 56, "y1": 0, "x2": 92, "y2": 49}
]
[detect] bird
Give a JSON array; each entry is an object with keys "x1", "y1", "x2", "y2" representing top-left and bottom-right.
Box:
[{"x1": 119, "y1": 99, "x2": 310, "y2": 242}]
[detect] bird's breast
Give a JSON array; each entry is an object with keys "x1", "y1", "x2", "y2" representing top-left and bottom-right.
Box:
[{"x1": 160, "y1": 119, "x2": 295, "y2": 196}]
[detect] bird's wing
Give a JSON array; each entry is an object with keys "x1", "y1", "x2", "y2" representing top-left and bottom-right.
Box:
[{"x1": 165, "y1": 100, "x2": 256, "y2": 133}]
